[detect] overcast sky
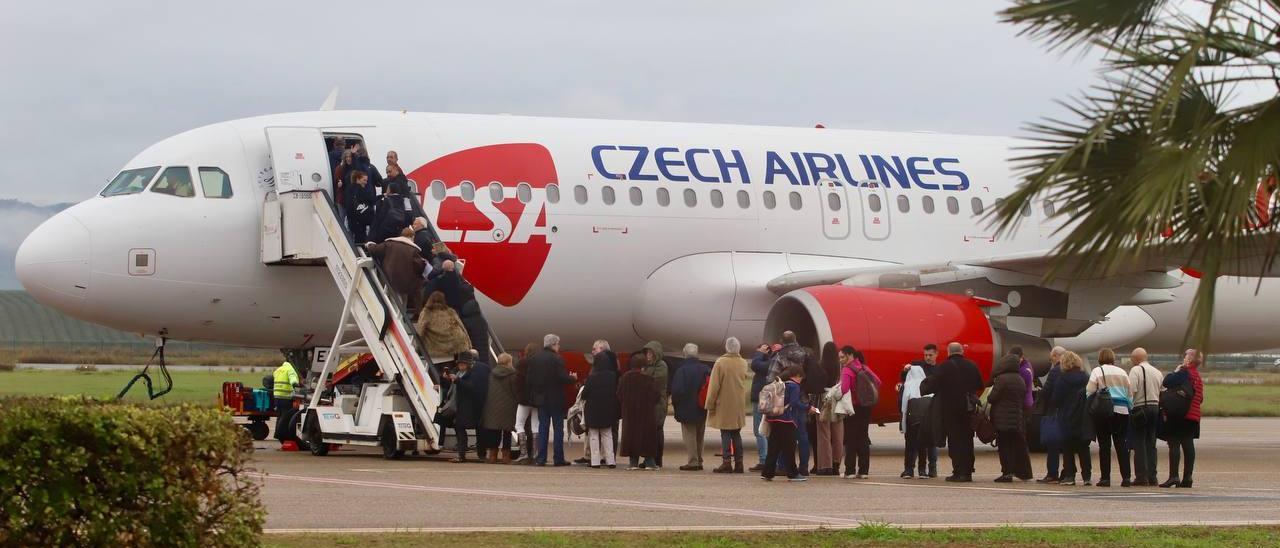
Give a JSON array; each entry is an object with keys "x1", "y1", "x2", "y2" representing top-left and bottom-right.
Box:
[{"x1": 0, "y1": 1, "x2": 1099, "y2": 205}]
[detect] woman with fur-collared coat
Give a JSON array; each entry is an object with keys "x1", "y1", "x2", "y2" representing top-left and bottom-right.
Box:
[
  {"x1": 416, "y1": 291, "x2": 471, "y2": 358},
  {"x1": 705, "y1": 337, "x2": 750, "y2": 473}
]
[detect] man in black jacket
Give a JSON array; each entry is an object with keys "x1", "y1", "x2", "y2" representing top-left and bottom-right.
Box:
[
  {"x1": 899, "y1": 343, "x2": 940, "y2": 477},
  {"x1": 921, "y1": 342, "x2": 984, "y2": 482},
  {"x1": 344, "y1": 171, "x2": 377, "y2": 244},
  {"x1": 1037, "y1": 346, "x2": 1066, "y2": 483},
  {"x1": 525, "y1": 334, "x2": 577, "y2": 466}
]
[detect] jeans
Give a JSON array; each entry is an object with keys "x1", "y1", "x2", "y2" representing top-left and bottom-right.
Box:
[
  {"x1": 796, "y1": 417, "x2": 811, "y2": 475},
  {"x1": 1130, "y1": 406, "x2": 1160, "y2": 483},
  {"x1": 752, "y1": 406, "x2": 767, "y2": 465},
  {"x1": 1061, "y1": 440, "x2": 1092, "y2": 482},
  {"x1": 680, "y1": 421, "x2": 705, "y2": 466},
  {"x1": 843, "y1": 406, "x2": 872, "y2": 475},
  {"x1": 1167, "y1": 433, "x2": 1196, "y2": 481},
  {"x1": 762, "y1": 421, "x2": 798, "y2": 479},
  {"x1": 536, "y1": 406, "x2": 566, "y2": 465},
  {"x1": 720, "y1": 428, "x2": 743, "y2": 461},
  {"x1": 1044, "y1": 444, "x2": 1061, "y2": 479},
  {"x1": 904, "y1": 422, "x2": 928, "y2": 475},
  {"x1": 1095, "y1": 413, "x2": 1131, "y2": 482}
]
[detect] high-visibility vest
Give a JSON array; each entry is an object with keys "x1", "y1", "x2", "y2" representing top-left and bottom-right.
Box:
[{"x1": 273, "y1": 362, "x2": 299, "y2": 399}]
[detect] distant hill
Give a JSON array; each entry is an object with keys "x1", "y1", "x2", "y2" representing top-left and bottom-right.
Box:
[
  {"x1": 0, "y1": 199, "x2": 75, "y2": 289},
  {"x1": 0, "y1": 290, "x2": 143, "y2": 344}
]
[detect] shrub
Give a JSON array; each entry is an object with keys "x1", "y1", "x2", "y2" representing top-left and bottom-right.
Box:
[{"x1": 0, "y1": 397, "x2": 264, "y2": 546}]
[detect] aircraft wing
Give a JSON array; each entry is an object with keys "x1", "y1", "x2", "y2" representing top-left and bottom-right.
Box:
[{"x1": 766, "y1": 237, "x2": 1278, "y2": 339}]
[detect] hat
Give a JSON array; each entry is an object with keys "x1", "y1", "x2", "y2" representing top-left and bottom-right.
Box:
[
  {"x1": 455, "y1": 352, "x2": 475, "y2": 364},
  {"x1": 771, "y1": 343, "x2": 783, "y2": 352}
]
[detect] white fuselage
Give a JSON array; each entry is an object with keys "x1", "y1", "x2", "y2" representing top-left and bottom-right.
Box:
[{"x1": 15, "y1": 111, "x2": 1280, "y2": 355}]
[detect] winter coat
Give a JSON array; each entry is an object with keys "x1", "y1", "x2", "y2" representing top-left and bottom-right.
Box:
[
  {"x1": 365, "y1": 237, "x2": 426, "y2": 298},
  {"x1": 1041, "y1": 363, "x2": 1063, "y2": 413},
  {"x1": 433, "y1": 270, "x2": 464, "y2": 310},
  {"x1": 987, "y1": 355, "x2": 1026, "y2": 433},
  {"x1": 582, "y1": 351, "x2": 620, "y2": 428},
  {"x1": 921, "y1": 353, "x2": 983, "y2": 419},
  {"x1": 839, "y1": 358, "x2": 882, "y2": 407},
  {"x1": 1161, "y1": 365, "x2": 1203, "y2": 438},
  {"x1": 669, "y1": 357, "x2": 709, "y2": 424},
  {"x1": 370, "y1": 193, "x2": 414, "y2": 242},
  {"x1": 705, "y1": 353, "x2": 749, "y2": 430},
  {"x1": 1052, "y1": 368, "x2": 1091, "y2": 442},
  {"x1": 1018, "y1": 358, "x2": 1035, "y2": 409},
  {"x1": 413, "y1": 227, "x2": 435, "y2": 261},
  {"x1": 459, "y1": 299, "x2": 490, "y2": 356},
  {"x1": 525, "y1": 347, "x2": 574, "y2": 411},
  {"x1": 767, "y1": 380, "x2": 808, "y2": 426},
  {"x1": 416, "y1": 302, "x2": 470, "y2": 358},
  {"x1": 900, "y1": 365, "x2": 926, "y2": 432},
  {"x1": 618, "y1": 368, "x2": 660, "y2": 457},
  {"x1": 640, "y1": 341, "x2": 669, "y2": 422},
  {"x1": 515, "y1": 355, "x2": 534, "y2": 406},
  {"x1": 482, "y1": 363, "x2": 518, "y2": 431},
  {"x1": 454, "y1": 362, "x2": 491, "y2": 430},
  {"x1": 768, "y1": 342, "x2": 815, "y2": 383},
  {"x1": 344, "y1": 179, "x2": 377, "y2": 222},
  {"x1": 800, "y1": 349, "x2": 829, "y2": 397},
  {"x1": 749, "y1": 351, "x2": 771, "y2": 403},
  {"x1": 351, "y1": 156, "x2": 384, "y2": 189}
]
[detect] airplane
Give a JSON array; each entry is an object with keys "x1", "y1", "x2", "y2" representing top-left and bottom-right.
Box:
[{"x1": 15, "y1": 108, "x2": 1280, "y2": 425}]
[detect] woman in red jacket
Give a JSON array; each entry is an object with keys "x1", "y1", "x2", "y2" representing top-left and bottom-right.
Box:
[{"x1": 1159, "y1": 349, "x2": 1204, "y2": 488}]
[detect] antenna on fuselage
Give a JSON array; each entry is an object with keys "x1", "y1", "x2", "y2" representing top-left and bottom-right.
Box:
[{"x1": 319, "y1": 86, "x2": 340, "y2": 111}]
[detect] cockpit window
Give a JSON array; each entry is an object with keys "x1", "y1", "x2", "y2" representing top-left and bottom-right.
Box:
[
  {"x1": 199, "y1": 167, "x2": 233, "y2": 198},
  {"x1": 150, "y1": 166, "x2": 195, "y2": 198},
  {"x1": 100, "y1": 166, "x2": 160, "y2": 197}
]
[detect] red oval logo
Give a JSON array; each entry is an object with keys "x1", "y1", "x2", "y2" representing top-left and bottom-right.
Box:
[{"x1": 407, "y1": 144, "x2": 556, "y2": 307}]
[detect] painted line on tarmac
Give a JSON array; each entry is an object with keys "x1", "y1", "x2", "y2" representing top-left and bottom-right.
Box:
[
  {"x1": 257, "y1": 473, "x2": 863, "y2": 527},
  {"x1": 262, "y1": 519, "x2": 1280, "y2": 535}
]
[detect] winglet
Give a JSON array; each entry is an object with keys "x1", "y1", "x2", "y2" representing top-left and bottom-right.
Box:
[{"x1": 319, "y1": 87, "x2": 340, "y2": 111}]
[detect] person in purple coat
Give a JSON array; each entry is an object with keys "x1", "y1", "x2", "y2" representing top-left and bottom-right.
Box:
[{"x1": 1011, "y1": 346, "x2": 1035, "y2": 410}]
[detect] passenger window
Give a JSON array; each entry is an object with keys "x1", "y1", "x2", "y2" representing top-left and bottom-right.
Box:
[
  {"x1": 460, "y1": 181, "x2": 475, "y2": 202},
  {"x1": 629, "y1": 187, "x2": 643, "y2": 206},
  {"x1": 763, "y1": 190, "x2": 777, "y2": 210},
  {"x1": 789, "y1": 191, "x2": 802, "y2": 210},
  {"x1": 657, "y1": 187, "x2": 671, "y2": 207},
  {"x1": 827, "y1": 193, "x2": 842, "y2": 211},
  {"x1": 971, "y1": 197, "x2": 984, "y2": 215},
  {"x1": 946, "y1": 196, "x2": 959, "y2": 215},
  {"x1": 922, "y1": 195, "x2": 935, "y2": 214},
  {"x1": 545, "y1": 183, "x2": 560, "y2": 204},
  {"x1": 897, "y1": 195, "x2": 910, "y2": 213},
  {"x1": 489, "y1": 182, "x2": 504, "y2": 203},
  {"x1": 517, "y1": 183, "x2": 533, "y2": 204},
  {"x1": 101, "y1": 166, "x2": 159, "y2": 197},
  {"x1": 602, "y1": 185, "x2": 616, "y2": 205},
  {"x1": 150, "y1": 166, "x2": 195, "y2": 198},
  {"x1": 574, "y1": 185, "x2": 588, "y2": 205},
  {"x1": 710, "y1": 189, "x2": 724, "y2": 208},
  {"x1": 430, "y1": 180, "x2": 446, "y2": 201},
  {"x1": 1042, "y1": 199, "x2": 1055, "y2": 217},
  {"x1": 684, "y1": 188, "x2": 697, "y2": 207},
  {"x1": 198, "y1": 167, "x2": 233, "y2": 198},
  {"x1": 868, "y1": 194, "x2": 882, "y2": 212},
  {"x1": 737, "y1": 190, "x2": 750, "y2": 209}
]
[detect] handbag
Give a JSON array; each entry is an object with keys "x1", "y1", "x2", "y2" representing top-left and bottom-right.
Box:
[
  {"x1": 1086, "y1": 368, "x2": 1115, "y2": 421},
  {"x1": 697, "y1": 373, "x2": 711, "y2": 409},
  {"x1": 970, "y1": 402, "x2": 996, "y2": 445},
  {"x1": 833, "y1": 384, "x2": 856, "y2": 417},
  {"x1": 1160, "y1": 373, "x2": 1195, "y2": 419},
  {"x1": 438, "y1": 384, "x2": 457, "y2": 419},
  {"x1": 1040, "y1": 414, "x2": 1065, "y2": 446}
]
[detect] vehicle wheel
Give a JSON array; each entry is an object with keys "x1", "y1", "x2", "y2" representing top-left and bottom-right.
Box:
[
  {"x1": 381, "y1": 419, "x2": 403, "y2": 460},
  {"x1": 246, "y1": 420, "x2": 269, "y2": 441},
  {"x1": 305, "y1": 412, "x2": 329, "y2": 456}
]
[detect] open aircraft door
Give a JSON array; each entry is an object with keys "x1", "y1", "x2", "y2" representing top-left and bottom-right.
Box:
[
  {"x1": 817, "y1": 179, "x2": 851, "y2": 239},
  {"x1": 262, "y1": 127, "x2": 332, "y2": 263}
]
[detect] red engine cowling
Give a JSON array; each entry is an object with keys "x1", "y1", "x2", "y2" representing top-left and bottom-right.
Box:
[{"x1": 765, "y1": 286, "x2": 998, "y2": 424}]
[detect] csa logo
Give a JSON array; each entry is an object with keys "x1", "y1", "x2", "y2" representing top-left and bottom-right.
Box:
[{"x1": 407, "y1": 144, "x2": 555, "y2": 307}]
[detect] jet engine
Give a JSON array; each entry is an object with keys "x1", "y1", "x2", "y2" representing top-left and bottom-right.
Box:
[{"x1": 764, "y1": 286, "x2": 1048, "y2": 423}]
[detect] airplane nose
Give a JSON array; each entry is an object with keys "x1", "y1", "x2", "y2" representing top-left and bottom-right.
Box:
[{"x1": 15, "y1": 210, "x2": 91, "y2": 315}]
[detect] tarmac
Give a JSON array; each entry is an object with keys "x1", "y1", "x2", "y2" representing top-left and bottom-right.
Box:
[{"x1": 252, "y1": 417, "x2": 1280, "y2": 533}]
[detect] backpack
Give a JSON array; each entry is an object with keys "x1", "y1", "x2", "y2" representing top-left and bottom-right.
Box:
[
  {"x1": 380, "y1": 195, "x2": 408, "y2": 236},
  {"x1": 1160, "y1": 380, "x2": 1195, "y2": 420},
  {"x1": 854, "y1": 366, "x2": 880, "y2": 408},
  {"x1": 905, "y1": 396, "x2": 931, "y2": 427},
  {"x1": 757, "y1": 379, "x2": 787, "y2": 417}
]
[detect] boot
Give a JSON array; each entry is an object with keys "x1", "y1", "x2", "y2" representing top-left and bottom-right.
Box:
[
  {"x1": 734, "y1": 457, "x2": 744, "y2": 474},
  {"x1": 1159, "y1": 476, "x2": 1181, "y2": 488},
  {"x1": 712, "y1": 459, "x2": 733, "y2": 473},
  {"x1": 500, "y1": 449, "x2": 512, "y2": 464},
  {"x1": 485, "y1": 449, "x2": 498, "y2": 464}
]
